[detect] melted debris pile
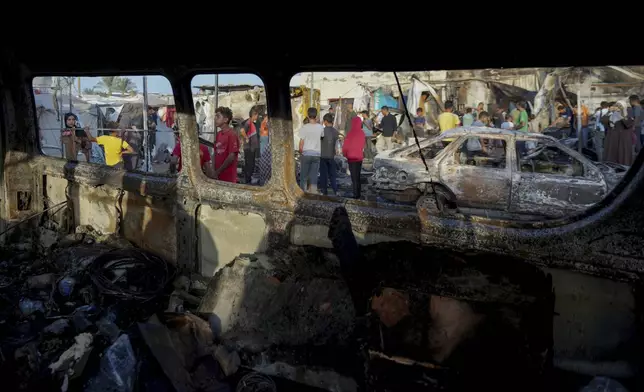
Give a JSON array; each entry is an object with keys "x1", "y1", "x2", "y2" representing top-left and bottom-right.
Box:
[
  {"x1": 198, "y1": 248, "x2": 360, "y2": 392},
  {"x1": 0, "y1": 225, "x2": 236, "y2": 392},
  {"x1": 0, "y1": 225, "x2": 326, "y2": 392}
]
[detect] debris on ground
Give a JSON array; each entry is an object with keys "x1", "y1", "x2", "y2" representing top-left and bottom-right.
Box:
[
  {"x1": 48, "y1": 332, "x2": 93, "y2": 381},
  {"x1": 0, "y1": 222, "x2": 290, "y2": 392},
  {"x1": 84, "y1": 334, "x2": 137, "y2": 392},
  {"x1": 1, "y1": 216, "x2": 593, "y2": 392},
  {"x1": 0, "y1": 225, "x2": 185, "y2": 391},
  {"x1": 580, "y1": 376, "x2": 629, "y2": 392},
  {"x1": 236, "y1": 372, "x2": 276, "y2": 392}
]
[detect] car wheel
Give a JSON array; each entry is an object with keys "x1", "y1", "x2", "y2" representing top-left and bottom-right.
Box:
[
  {"x1": 417, "y1": 193, "x2": 440, "y2": 215},
  {"x1": 417, "y1": 187, "x2": 456, "y2": 216}
]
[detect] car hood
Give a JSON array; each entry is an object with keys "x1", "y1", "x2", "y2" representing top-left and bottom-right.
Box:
[{"x1": 373, "y1": 149, "x2": 428, "y2": 170}]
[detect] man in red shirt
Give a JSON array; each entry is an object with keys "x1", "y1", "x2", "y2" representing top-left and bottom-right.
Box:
[
  {"x1": 171, "y1": 135, "x2": 211, "y2": 173},
  {"x1": 213, "y1": 107, "x2": 239, "y2": 183}
]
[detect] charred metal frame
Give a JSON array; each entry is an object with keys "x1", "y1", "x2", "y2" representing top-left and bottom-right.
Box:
[{"x1": 1, "y1": 49, "x2": 644, "y2": 282}]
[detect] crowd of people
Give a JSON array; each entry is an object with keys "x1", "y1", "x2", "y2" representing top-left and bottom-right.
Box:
[
  {"x1": 58, "y1": 106, "x2": 258, "y2": 185},
  {"x1": 424, "y1": 96, "x2": 642, "y2": 166},
  {"x1": 298, "y1": 107, "x2": 366, "y2": 198},
  {"x1": 58, "y1": 91, "x2": 642, "y2": 198}
]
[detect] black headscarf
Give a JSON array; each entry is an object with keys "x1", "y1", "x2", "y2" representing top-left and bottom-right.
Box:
[
  {"x1": 64, "y1": 113, "x2": 78, "y2": 128},
  {"x1": 64, "y1": 113, "x2": 87, "y2": 138}
]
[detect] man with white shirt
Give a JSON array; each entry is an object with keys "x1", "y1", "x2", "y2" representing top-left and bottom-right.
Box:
[{"x1": 298, "y1": 107, "x2": 324, "y2": 193}]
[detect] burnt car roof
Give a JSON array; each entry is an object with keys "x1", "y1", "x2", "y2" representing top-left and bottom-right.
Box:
[
  {"x1": 439, "y1": 126, "x2": 554, "y2": 140},
  {"x1": 391, "y1": 127, "x2": 559, "y2": 153},
  {"x1": 382, "y1": 127, "x2": 590, "y2": 163}
]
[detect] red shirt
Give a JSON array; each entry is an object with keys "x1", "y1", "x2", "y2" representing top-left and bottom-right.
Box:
[
  {"x1": 247, "y1": 121, "x2": 257, "y2": 137},
  {"x1": 342, "y1": 118, "x2": 366, "y2": 163},
  {"x1": 172, "y1": 139, "x2": 211, "y2": 172},
  {"x1": 215, "y1": 127, "x2": 239, "y2": 183}
]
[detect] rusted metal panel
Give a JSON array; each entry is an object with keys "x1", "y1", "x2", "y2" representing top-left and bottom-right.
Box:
[{"x1": 121, "y1": 191, "x2": 177, "y2": 263}]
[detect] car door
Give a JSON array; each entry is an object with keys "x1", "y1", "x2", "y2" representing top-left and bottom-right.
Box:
[
  {"x1": 509, "y1": 137, "x2": 607, "y2": 218},
  {"x1": 438, "y1": 135, "x2": 512, "y2": 210}
]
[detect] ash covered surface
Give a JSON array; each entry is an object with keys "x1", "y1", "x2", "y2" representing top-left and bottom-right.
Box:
[
  {"x1": 0, "y1": 227, "x2": 332, "y2": 392},
  {"x1": 0, "y1": 221, "x2": 623, "y2": 392},
  {"x1": 0, "y1": 226, "x2": 178, "y2": 391},
  {"x1": 196, "y1": 238, "x2": 559, "y2": 392}
]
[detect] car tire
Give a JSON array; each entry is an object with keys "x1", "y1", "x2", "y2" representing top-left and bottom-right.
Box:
[
  {"x1": 417, "y1": 186, "x2": 456, "y2": 216},
  {"x1": 417, "y1": 193, "x2": 440, "y2": 215}
]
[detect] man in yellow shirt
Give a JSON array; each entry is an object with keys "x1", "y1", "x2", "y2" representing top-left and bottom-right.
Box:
[
  {"x1": 88, "y1": 122, "x2": 135, "y2": 168},
  {"x1": 438, "y1": 100, "x2": 460, "y2": 142}
]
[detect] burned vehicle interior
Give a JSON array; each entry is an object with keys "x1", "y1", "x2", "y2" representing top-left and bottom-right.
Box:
[
  {"x1": 519, "y1": 141, "x2": 585, "y2": 176},
  {"x1": 0, "y1": 41, "x2": 643, "y2": 392}
]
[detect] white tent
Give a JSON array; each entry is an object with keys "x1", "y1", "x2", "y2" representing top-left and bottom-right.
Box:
[{"x1": 35, "y1": 91, "x2": 176, "y2": 163}]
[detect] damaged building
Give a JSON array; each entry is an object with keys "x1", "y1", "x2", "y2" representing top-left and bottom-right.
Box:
[{"x1": 292, "y1": 67, "x2": 644, "y2": 133}]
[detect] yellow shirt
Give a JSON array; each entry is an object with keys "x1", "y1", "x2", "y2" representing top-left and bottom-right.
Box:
[
  {"x1": 438, "y1": 112, "x2": 460, "y2": 141},
  {"x1": 96, "y1": 135, "x2": 130, "y2": 166},
  {"x1": 438, "y1": 112, "x2": 460, "y2": 133},
  {"x1": 511, "y1": 109, "x2": 520, "y2": 124}
]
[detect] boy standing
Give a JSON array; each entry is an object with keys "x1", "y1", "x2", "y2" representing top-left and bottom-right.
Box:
[
  {"x1": 320, "y1": 113, "x2": 339, "y2": 195},
  {"x1": 213, "y1": 107, "x2": 239, "y2": 183},
  {"x1": 298, "y1": 107, "x2": 324, "y2": 193},
  {"x1": 438, "y1": 100, "x2": 460, "y2": 143}
]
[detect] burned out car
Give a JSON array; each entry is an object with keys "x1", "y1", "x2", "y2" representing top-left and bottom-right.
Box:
[{"x1": 370, "y1": 127, "x2": 628, "y2": 219}]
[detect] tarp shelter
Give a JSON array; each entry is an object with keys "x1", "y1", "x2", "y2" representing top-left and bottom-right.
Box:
[
  {"x1": 374, "y1": 87, "x2": 398, "y2": 110},
  {"x1": 35, "y1": 92, "x2": 103, "y2": 158},
  {"x1": 35, "y1": 92, "x2": 176, "y2": 162},
  {"x1": 489, "y1": 82, "x2": 537, "y2": 106}
]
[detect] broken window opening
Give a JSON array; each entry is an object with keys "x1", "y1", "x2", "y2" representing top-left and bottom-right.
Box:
[
  {"x1": 457, "y1": 137, "x2": 507, "y2": 169},
  {"x1": 408, "y1": 141, "x2": 447, "y2": 160},
  {"x1": 33, "y1": 75, "x2": 175, "y2": 176},
  {"x1": 190, "y1": 73, "x2": 269, "y2": 187},
  {"x1": 518, "y1": 141, "x2": 584, "y2": 177}
]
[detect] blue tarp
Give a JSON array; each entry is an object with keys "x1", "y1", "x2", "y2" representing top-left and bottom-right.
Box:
[{"x1": 374, "y1": 89, "x2": 398, "y2": 110}]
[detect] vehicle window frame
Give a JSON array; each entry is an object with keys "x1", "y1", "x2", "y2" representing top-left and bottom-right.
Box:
[
  {"x1": 30, "y1": 74, "x2": 177, "y2": 178},
  {"x1": 407, "y1": 139, "x2": 450, "y2": 161},
  {"x1": 186, "y1": 72, "x2": 270, "y2": 190},
  {"x1": 450, "y1": 134, "x2": 510, "y2": 172},
  {"x1": 516, "y1": 136, "x2": 587, "y2": 179}
]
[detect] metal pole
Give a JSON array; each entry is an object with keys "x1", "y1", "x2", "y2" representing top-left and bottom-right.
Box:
[
  {"x1": 578, "y1": 89, "x2": 583, "y2": 154},
  {"x1": 214, "y1": 74, "x2": 219, "y2": 135},
  {"x1": 142, "y1": 76, "x2": 150, "y2": 172},
  {"x1": 310, "y1": 72, "x2": 314, "y2": 109},
  {"x1": 68, "y1": 78, "x2": 72, "y2": 113}
]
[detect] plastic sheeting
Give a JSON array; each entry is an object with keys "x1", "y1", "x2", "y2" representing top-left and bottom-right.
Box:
[
  {"x1": 352, "y1": 86, "x2": 371, "y2": 112},
  {"x1": 374, "y1": 89, "x2": 398, "y2": 110},
  {"x1": 35, "y1": 92, "x2": 176, "y2": 161},
  {"x1": 406, "y1": 79, "x2": 430, "y2": 115}
]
